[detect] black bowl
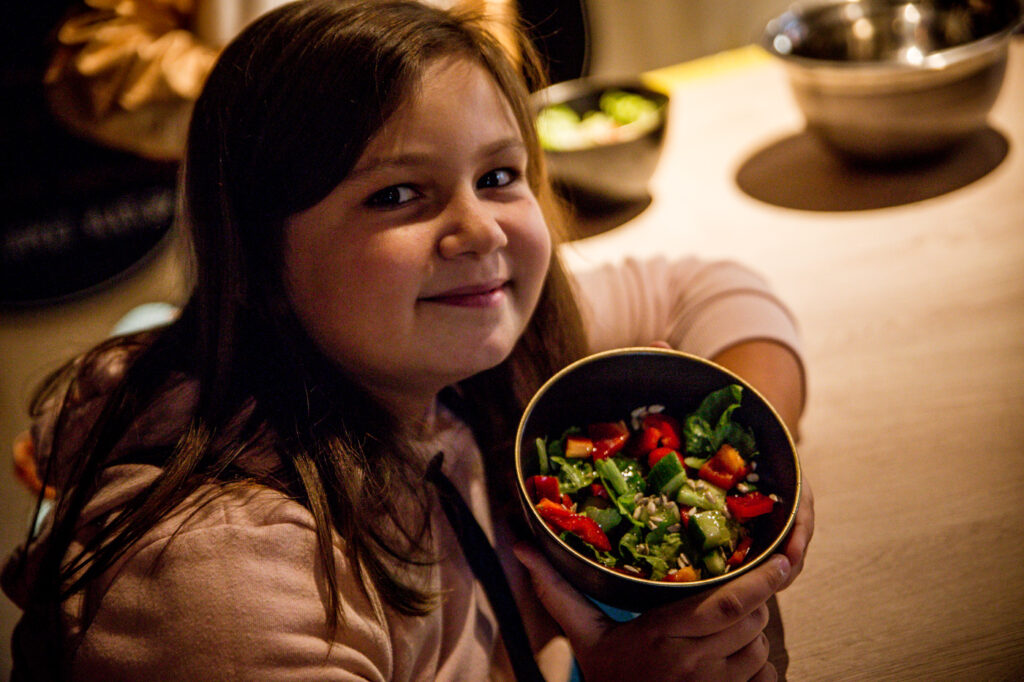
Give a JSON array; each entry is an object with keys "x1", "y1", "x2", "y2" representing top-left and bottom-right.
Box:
[
  {"x1": 532, "y1": 77, "x2": 669, "y2": 207},
  {"x1": 515, "y1": 348, "x2": 801, "y2": 612}
]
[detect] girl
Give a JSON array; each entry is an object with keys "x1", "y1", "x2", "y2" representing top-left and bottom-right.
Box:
[{"x1": 4, "y1": 1, "x2": 813, "y2": 679}]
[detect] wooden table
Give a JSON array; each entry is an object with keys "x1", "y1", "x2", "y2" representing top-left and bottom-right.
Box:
[{"x1": 560, "y1": 38, "x2": 1024, "y2": 680}]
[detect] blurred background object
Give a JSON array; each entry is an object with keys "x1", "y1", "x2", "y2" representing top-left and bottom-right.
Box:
[
  {"x1": 516, "y1": 0, "x2": 590, "y2": 84},
  {"x1": 1, "y1": 0, "x2": 183, "y2": 307},
  {"x1": 761, "y1": 0, "x2": 1024, "y2": 163},
  {"x1": 532, "y1": 77, "x2": 669, "y2": 235},
  {"x1": 2, "y1": 0, "x2": 537, "y2": 308},
  {"x1": 585, "y1": 0, "x2": 793, "y2": 75}
]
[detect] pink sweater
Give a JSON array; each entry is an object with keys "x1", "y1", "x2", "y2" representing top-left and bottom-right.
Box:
[{"x1": 3, "y1": 255, "x2": 802, "y2": 680}]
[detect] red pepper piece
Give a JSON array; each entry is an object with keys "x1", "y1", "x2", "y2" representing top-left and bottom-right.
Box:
[
  {"x1": 535, "y1": 498, "x2": 612, "y2": 551},
  {"x1": 698, "y1": 444, "x2": 748, "y2": 491},
  {"x1": 588, "y1": 421, "x2": 629, "y2": 460},
  {"x1": 726, "y1": 492, "x2": 775, "y2": 523},
  {"x1": 535, "y1": 498, "x2": 573, "y2": 520},
  {"x1": 590, "y1": 482, "x2": 610, "y2": 499},
  {"x1": 632, "y1": 425, "x2": 662, "y2": 455},
  {"x1": 593, "y1": 435, "x2": 628, "y2": 460},
  {"x1": 727, "y1": 536, "x2": 754, "y2": 567},
  {"x1": 648, "y1": 446, "x2": 677, "y2": 468},
  {"x1": 525, "y1": 475, "x2": 561, "y2": 503},
  {"x1": 588, "y1": 421, "x2": 629, "y2": 442},
  {"x1": 642, "y1": 414, "x2": 682, "y2": 450}
]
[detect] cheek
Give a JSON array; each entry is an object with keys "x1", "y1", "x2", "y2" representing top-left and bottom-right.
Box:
[
  {"x1": 285, "y1": 232, "x2": 426, "y2": 337},
  {"x1": 283, "y1": 248, "x2": 392, "y2": 367},
  {"x1": 514, "y1": 205, "x2": 553, "y2": 289}
]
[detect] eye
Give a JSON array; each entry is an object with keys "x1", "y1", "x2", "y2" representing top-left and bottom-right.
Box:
[
  {"x1": 477, "y1": 168, "x2": 519, "y2": 190},
  {"x1": 366, "y1": 184, "x2": 419, "y2": 208}
]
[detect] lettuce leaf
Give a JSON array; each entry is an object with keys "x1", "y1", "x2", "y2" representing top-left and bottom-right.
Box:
[
  {"x1": 683, "y1": 384, "x2": 758, "y2": 457},
  {"x1": 550, "y1": 455, "x2": 596, "y2": 494}
]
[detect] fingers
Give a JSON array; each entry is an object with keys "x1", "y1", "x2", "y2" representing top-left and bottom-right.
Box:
[
  {"x1": 650, "y1": 554, "x2": 791, "y2": 639},
  {"x1": 746, "y1": 655, "x2": 778, "y2": 682},
  {"x1": 512, "y1": 542, "x2": 609, "y2": 648},
  {"x1": 725, "y1": 629, "x2": 775, "y2": 681},
  {"x1": 780, "y1": 479, "x2": 814, "y2": 590},
  {"x1": 694, "y1": 602, "x2": 770, "y2": 659},
  {"x1": 649, "y1": 340, "x2": 672, "y2": 349},
  {"x1": 517, "y1": 540, "x2": 786, "y2": 682}
]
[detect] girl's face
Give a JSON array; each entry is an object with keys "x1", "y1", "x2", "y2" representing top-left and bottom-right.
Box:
[{"x1": 283, "y1": 56, "x2": 552, "y2": 421}]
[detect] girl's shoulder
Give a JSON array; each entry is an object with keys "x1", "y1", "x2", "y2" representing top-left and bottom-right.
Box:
[
  {"x1": 29, "y1": 340, "x2": 196, "y2": 490},
  {"x1": 88, "y1": 463, "x2": 318, "y2": 549},
  {"x1": 64, "y1": 470, "x2": 395, "y2": 678}
]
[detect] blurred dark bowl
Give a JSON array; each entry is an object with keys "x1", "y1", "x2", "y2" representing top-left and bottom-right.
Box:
[
  {"x1": 761, "y1": 0, "x2": 1023, "y2": 162},
  {"x1": 514, "y1": 348, "x2": 801, "y2": 612},
  {"x1": 532, "y1": 78, "x2": 669, "y2": 207}
]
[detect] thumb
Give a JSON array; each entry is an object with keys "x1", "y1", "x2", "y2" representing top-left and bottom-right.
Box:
[{"x1": 513, "y1": 542, "x2": 609, "y2": 648}]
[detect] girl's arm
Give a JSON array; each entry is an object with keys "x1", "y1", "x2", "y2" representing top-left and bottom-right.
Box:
[
  {"x1": 712, "y1": 339, "x2": 804, "y2": 438},
  {"x1": 569, "y1": 255, "x2": 804, "y2": 373}
]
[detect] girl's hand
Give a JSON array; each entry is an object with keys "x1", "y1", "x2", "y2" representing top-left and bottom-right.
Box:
[
  {"x1": 514, "y1": 542, "x2": 790, "y2": 681},
  {"x1": 779, "y1": 476, "x2": 814, "y2": 590}
]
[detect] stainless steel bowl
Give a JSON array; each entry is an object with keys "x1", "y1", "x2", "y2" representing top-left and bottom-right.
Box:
[
  {"x1": 514, "y1": 348, "x2": 801, "y2": 612},
  {"x1": 762, "y1": 0, "x2": 1023, "y2": 162}
]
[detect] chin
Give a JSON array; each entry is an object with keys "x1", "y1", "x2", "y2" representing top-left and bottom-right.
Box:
[{"x1": 449, "y1": 334, "x2": 519, "y2": 379}]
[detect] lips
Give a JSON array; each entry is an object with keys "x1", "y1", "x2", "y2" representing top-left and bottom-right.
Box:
[{"x1": 420, "y1": 280, "x2": 509, "y2": 308}]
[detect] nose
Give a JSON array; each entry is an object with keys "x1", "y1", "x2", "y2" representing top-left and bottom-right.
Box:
[{"x1": 437, "y1": 190, "x2": 508, "y2": 259}]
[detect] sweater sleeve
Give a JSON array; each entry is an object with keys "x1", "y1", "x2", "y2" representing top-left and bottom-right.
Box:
[
  {"x1": 70, "y1": 488, "x2": 393, "y2": 681},
  {"x1": 569, "y1": 254, "x2": 803, "y2": 361}
]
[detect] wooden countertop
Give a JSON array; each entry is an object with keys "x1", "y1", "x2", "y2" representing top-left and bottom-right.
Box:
[{"x1": 561, "y1": 38, "x2": 1024, "y2": 680}]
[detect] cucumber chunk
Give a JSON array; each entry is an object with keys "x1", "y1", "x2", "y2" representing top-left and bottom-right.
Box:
[
  {"x1": 690, "y1": 510, "x2": 736, "y2": 551},
  {"x1": 647, "y1": 451, "x2": 686, "y2": 497}
]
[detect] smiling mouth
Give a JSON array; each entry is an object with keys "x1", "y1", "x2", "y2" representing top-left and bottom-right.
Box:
[{"x1": 420, "y1": 281, "x2": 509, "y2": 308}]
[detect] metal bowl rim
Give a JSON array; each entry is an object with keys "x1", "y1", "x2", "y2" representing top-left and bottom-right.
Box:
[
  {"x1": 761, "y1": 0, "x2": 1022, "y2": 72},
  {"x1": 531, "y1": 76, "x2": 671, "y2": 110}
]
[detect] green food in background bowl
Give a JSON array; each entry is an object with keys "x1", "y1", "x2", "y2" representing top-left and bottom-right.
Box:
[
  {"x1": 538, "y1": 89, "x2": 663, "y2": 151},
  {"x1": 531, "y1": 78, "x2": 669, "y2": 205}
]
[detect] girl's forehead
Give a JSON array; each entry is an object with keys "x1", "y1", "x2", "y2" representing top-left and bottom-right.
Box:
[
  {"x1": 404, "y1": 56, "x2": 505, "y2": 108},
  {"x1": 365, "y1": 57, "x2": 522, "y2": 154}
]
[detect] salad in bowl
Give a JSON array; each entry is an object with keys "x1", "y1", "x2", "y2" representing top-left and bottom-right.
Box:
[{"x1": 515, "y1": 348, "x2": 801, "y2": 611}]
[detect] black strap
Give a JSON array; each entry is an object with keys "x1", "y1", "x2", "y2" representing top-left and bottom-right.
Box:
[{"x1": 426, "y1": 452, "x2": 545, "y2": 682}]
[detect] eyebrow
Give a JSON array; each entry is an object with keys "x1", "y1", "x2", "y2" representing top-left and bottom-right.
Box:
[{"x1": 349, "y1": 137, "x2": 527, "y2": 179}]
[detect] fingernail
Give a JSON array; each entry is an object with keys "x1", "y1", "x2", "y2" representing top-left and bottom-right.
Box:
[{"x1": 773, "y1": 555, "x2": 791, "y2": 582}]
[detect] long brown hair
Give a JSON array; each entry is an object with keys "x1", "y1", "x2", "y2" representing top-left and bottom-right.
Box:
[{"x1": 15, "y1": 0, "x2": 588, "y2": 672}]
